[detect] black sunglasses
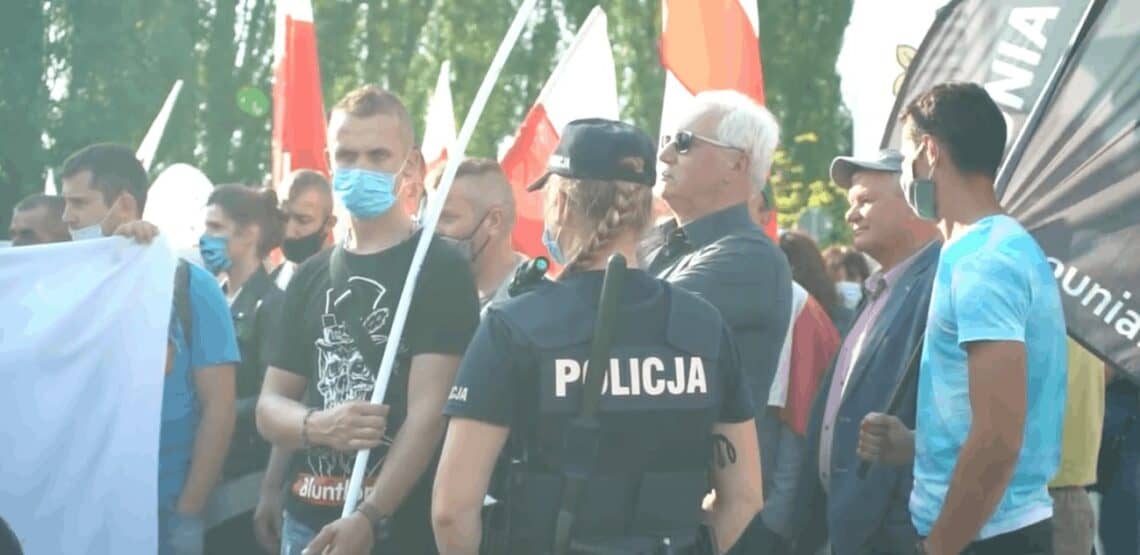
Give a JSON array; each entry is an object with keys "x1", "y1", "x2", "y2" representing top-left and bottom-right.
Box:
[{"x1": 661, "y1": 130, "x2": 741, "y2": 154}]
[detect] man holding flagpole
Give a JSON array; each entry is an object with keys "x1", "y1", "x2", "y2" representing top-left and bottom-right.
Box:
[{"x1": 256, "y1": 86, "x2": 479, "y2": 555}]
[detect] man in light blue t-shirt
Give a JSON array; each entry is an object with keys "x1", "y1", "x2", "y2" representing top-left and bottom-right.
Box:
[
  {"x1": 60, "y1": 143, "x2": 240, "y2": 555},
  {"x1": 856, "y1": 83, "x2": 1066, "y2": 555}
]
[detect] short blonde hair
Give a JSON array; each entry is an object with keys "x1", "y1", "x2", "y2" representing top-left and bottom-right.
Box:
[{"x1": 332, "y1": 85, "x2": 415, "y2": 146}]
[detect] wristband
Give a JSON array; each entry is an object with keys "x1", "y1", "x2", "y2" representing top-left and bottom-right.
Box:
[{"x1": 301, "y1": 408, "x2": 317, "y2": 448}]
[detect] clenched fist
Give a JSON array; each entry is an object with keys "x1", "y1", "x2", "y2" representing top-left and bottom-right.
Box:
[{"x1": 857, "y1": 412, "x2": 915, "y2": 466}]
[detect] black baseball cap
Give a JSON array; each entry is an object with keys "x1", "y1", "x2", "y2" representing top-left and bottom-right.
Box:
[
  {"x1": 527, "y1": 118, "x2": 657, "y2": 191},
  {"x1": 830, "y1": 149, "x2": 904, "y2": 189}
]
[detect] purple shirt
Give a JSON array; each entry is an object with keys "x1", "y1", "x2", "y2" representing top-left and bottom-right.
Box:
[{"x1": 818, "y1": 246, "x2": 926, "y2": 491}]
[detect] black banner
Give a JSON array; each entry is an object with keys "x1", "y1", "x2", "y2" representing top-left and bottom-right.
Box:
[
  {"x1": 997, "y1": 0, "x2": 1140, "y2": 378},
  {"x1": 880, "y1": 0, "x2": 1091, "y2": 152}
]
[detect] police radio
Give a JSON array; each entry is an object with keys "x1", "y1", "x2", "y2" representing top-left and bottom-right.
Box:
[{"x1": 508, "y1": 256, "x2": 550, "y2": 298}]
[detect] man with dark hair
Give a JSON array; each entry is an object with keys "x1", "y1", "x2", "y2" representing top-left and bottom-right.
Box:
[
  {"x1": 9, "y1": 193, "x2": 69, "y2": 246},
  {"x1": 271, "y1": 169, "x2": 337, "y2": 289},
  {"x1": 60, "y1": 143, "x2": 151, "y2": 240},
  {"x1": 255, "y1": 169, "x2": 338, "y2": 552},
  {"x1": 257, "y1": 85, "x2": 479, "y2": 554},
  {"x1": 857, "y1": 82, "x2": 1067, "y2": 555},
  {"x1": 60, "y1": 143, "x2": 240, "y2": 555},
  {"x1": 427, "y1": 157, "x2": 527, "y2": 313}
]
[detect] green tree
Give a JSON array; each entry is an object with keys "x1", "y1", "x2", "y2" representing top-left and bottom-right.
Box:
[
  {"x1": 756, "y1": 0, "x2": 854, "y2": 245},
  {"x1": 1, "y1": 0, "x2": 855, "y2": 242},
  {"x1": 0, "y1": 0, "x2": 48, "y2": 228}
]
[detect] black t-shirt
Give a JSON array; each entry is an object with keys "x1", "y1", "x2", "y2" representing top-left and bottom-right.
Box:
[
  {"x1": 444, "y1": 270, "x2": 753, "y2": 476},
  {"x1": 271, "y1": 229, "x2": 479, "y2": 539}
]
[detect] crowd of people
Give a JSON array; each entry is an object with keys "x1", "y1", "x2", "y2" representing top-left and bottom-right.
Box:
[{"x1": 3, "y1": 79, "x2": 1138, "y2": 555}]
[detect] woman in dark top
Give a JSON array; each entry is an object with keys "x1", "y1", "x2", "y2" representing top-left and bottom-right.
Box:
[
  {"x1": 199, "y1": 184, "x2": 286, "y2": 549},
  {"x1": 779, "y1": 231, "x2": 853, "y2": 336},
  {"x1": 200, "y1": 184, "x2": 286, "y2": 472}
]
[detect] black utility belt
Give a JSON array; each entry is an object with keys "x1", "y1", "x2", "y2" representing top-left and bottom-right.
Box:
[{"x1": 493, "y1": 469, "x2": 708, "y2": 548}]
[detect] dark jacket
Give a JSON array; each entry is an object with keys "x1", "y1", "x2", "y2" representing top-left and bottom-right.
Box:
[
  {"x1": 643, "y1": 204, "x2": 793, "y2": 478},
  {"x1": 224, "y1": 267, "x2": 284, "y2": 477},
  {"x1": 790, "y1": 241, "x2": 940, "y2": 555}
]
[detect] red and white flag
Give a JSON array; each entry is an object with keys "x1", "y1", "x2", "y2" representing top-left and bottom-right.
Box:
[
  {"x1": 499, "y1": 6, "x2": 619, "y2": 262},
  {"x1": 422, "y1": 60, "x2": 457, "y2": 172},
  {"x1": 658, "y1": 0, "x2": 776, "y2": 238},
  {"x1": 272, "y1": 0, "x2": 329, "y2": 190}
]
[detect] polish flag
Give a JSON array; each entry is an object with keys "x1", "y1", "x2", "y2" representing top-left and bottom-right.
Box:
[
  {"x1": 272, "y1": 0, "x2": 329, "y2": 190},
  {"x1": 422, "y1": 60, "x2": 457, "y2": 171},
  {"x1": 499, "y1": 6, "x2": 619, "y2": 262},
  {"x1": 658, "y1": 0, "x2": 776, "y2": 239}
]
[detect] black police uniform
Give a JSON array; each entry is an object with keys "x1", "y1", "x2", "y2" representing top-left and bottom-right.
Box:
[{"x1": 443, "y1": 268, "x2": 755, "y2": 554}]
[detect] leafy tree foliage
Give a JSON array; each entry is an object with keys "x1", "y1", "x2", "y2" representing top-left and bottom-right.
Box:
[{"x1": 1, "y1": 0, "x2": 853, "y2": 241}]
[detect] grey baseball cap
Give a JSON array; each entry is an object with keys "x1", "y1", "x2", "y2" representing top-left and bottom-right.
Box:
[{"x1": 830, "y1": 149, "x2": 904, "y2": 189}]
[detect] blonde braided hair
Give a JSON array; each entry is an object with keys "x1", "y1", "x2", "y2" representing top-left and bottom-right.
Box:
[{"x1": 546, "y1": 161, "x2": 653, "y2": 272}]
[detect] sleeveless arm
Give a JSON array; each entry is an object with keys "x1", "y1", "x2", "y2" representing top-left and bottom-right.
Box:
[{"x1": 706, "y1": 419, "x2": 763, "y2": 553}]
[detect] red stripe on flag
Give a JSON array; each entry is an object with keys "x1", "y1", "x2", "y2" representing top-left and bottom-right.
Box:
[
  {"x1": 765, "y1": 213, "x2": 778, "y2": 240},
  {"x1": 780, "y1": 296, "x2": 840, "y2": 436},
  {"x1": 501, "y1": 104, "x2": 560, "y2": 266},
  {"x1": 272, "y1": 15, "x2": 329, "y2": 187},
  {"x1": 659, "y1": 0, "x2": 765, "y2": 104}
]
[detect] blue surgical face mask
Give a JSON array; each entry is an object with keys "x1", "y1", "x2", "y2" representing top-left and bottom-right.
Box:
[
  {"x1": 332, "y1": 167, "x2": 401, "y2": 220},
  {"x1": 542, "y1": 226, "x2": 566, "y2": 265},
  {"x1": 198, "y1": 233, "x2": 232, "y2": 274},
  {"x1": 900, "y1": 143, "x2": 938, "y2": 220}
]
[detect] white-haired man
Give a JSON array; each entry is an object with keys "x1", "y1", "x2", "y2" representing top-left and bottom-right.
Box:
[{"x1": 643, "y1": 90, "x2": 794, "y2": 552}]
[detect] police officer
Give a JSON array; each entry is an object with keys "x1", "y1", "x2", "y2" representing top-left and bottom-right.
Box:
[{"x1": 431, "y1": 119, "x2": 764, "y2": 555}]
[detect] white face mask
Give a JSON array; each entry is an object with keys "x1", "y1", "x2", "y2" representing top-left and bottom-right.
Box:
[
  {"x1": 69, "y1": 222, "x2": 105, "y2": 241},
  {"x1": 69, "y1": 197, "x2": 118, "y2": 241}
]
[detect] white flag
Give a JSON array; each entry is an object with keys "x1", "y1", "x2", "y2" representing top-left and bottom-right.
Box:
[
  {"x1": 136, "y1": 80, "x2": 184, "y2": 172},
  {"x1": 498, "y1": 6, "x2": 619, "y2": 260},
  {"x1": 422, "y1": 60, "x2": 457, "y2": 168},
  {"x1": 0, "y1": 237, "x2": 174, "y2": 554}
]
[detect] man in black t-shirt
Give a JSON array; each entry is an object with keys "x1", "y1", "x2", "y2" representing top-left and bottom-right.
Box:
[{"x1": 257, "y1": 86, "x2": 479, "y2": 555}]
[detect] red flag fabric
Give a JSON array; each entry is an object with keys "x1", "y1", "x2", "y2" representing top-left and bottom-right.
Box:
[
  {"x1": 499, "y1": 7, "x2": 619, "y2": 265},
  {"x1": 272, "y1": 0, "x2": 329, "y2": 189},
  {"x1": 501, "y1": 105, "x2": 560, "y2": 259},
  {"x1": 780, "y1": 295, "x2": 841, "y2": 436},
  {"x1": 659, "y1": 0, "x2": 776, "y2": 240},
  {"x1": 659, "y1": 0, "x2": 765, "y2": 104}
]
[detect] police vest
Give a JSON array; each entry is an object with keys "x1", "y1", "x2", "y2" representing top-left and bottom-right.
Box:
[{"x1": 487, "y1": 279, "x2": 725, "y2": 554}]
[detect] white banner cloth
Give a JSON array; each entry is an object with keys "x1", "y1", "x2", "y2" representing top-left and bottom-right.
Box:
[{"x1": 0, "y1": 237, "x2": 175, "y2": 554}]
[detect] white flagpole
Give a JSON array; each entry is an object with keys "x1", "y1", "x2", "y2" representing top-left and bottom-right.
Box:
[
  {"x1": 136, "y1": 80, "x2": 184, "y2": 172},
  {"x1": 44, "y1": 168, "x2": 56, "y2": 195},
  {"x1": 340, "y1": 0, "x2": 539, "y2": 517}
]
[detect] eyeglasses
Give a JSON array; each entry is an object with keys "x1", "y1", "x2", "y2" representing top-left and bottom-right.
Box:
[{"x1": 661, "y1": 130, "x2": 742, "y2": 154}]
